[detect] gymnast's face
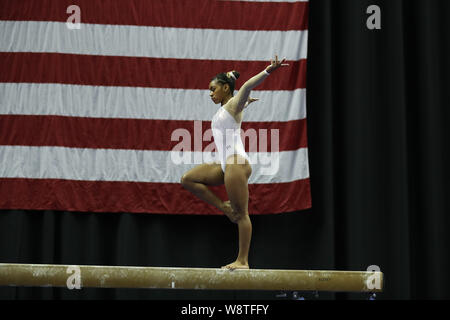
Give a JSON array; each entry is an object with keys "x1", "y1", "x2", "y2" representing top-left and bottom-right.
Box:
[{"x1": 209, "y1": 80, "x2": 230, "y2": 105}]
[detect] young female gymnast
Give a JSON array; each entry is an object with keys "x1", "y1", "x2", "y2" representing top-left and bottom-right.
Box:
[{"x1": 181, "y1": 55, "x2": 289, "y2": 269}]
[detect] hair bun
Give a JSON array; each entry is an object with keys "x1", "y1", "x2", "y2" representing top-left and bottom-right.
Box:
[{"x1": 227, "y1": 70, "x2": 240, "y2": 81}]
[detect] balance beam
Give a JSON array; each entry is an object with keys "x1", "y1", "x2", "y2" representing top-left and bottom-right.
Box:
[{"x1": 0, "y1": 263, "x2": 383, "y2": 292}]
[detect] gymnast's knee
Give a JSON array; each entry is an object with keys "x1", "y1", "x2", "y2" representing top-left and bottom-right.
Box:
[
  {"x1": 230, "y1": 202, "x2": 247, "y2": 218},
  {"x1": 234, "y1": 211, "x2": 249, "y2": 223},
  {"x1": 180, "y1": 174, "x2": 192, "y2": 188}
]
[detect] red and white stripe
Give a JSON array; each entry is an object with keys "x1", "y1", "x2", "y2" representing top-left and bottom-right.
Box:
[{"x1": 0, "y1": 0, "x2": 311, "y2": 215}]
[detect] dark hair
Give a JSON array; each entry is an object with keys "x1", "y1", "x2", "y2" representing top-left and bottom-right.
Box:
[{"x1": 211, "y1": 70, "x2": 240, "y2": 95}]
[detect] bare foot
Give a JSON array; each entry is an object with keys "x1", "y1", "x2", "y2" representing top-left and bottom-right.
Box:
[
  {"x1": 221, "y1": 201, "x2": 240, "y2": 223},
  {"x1": 221, "y1": 260, "x2": 250, "y2": 270}
]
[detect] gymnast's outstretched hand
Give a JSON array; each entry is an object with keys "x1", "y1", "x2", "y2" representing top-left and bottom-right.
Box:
[{"x1": 265, "y1": 54, "x2": 289, "y2": 74}]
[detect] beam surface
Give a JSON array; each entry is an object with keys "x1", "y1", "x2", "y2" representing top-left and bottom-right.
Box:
[{"x1": 0, "y1": 263, "x2": 383, "y2": 292}]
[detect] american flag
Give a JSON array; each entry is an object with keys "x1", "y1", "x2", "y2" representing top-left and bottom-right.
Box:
[{"x1": 0, "y1": 0, "x2": 310, "y2": 215}]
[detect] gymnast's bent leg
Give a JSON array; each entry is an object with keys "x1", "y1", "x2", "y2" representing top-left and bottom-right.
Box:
[{"x1": 180, "y1": 163, "x2": 236, "y2": 222}]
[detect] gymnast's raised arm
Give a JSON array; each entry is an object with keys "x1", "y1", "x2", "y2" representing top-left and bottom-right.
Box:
[{"x1": 230, "y1": 55, "x2": 289, "y2": 113}]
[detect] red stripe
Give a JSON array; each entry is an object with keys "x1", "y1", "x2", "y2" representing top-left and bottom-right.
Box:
[
  {"x1": 0, "y1": 115, "x2": 307, "y2": 152},
  {"x1": 0, "y1": 53, "x2": 307, "y2": 90},
  {"x1": 0, "y1": 0, "x2": 308, "y2": 31},
  {"x1": 0, "y1": 177, "x2": 312, "y2": 214}
]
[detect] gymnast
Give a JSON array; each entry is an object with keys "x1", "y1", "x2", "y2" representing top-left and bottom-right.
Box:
[{"x1": 181, "y1": 55, "x2": 289, "y2": 269}]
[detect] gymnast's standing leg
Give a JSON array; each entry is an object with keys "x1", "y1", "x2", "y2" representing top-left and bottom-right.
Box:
[{"x1": 221, "y1": 154, "x2": 253, "y2": 269}]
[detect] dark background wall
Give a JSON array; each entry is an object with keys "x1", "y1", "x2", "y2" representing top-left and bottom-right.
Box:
[{"x1": 1, "y1": 0, "x2": 449, "y2": 300}]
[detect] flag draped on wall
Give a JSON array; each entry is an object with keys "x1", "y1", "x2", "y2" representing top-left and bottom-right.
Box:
[{"x1": 0, "y1": 0, "x2": 310, "y2": 215}]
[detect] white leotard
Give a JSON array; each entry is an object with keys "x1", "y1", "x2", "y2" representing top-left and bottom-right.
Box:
[{"x1": 211, "y1": 106, "x2": 250, "y2": 173}]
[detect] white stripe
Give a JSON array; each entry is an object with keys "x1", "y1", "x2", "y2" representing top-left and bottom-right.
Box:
[
  {"x1": 0, "y1": 21, "x2": 308, "y2": 61},
  {"x1": 0, "y1": 83, "x2": 307, "y2": 122},
  {"x1": 0, "y1": 146, "x2": 309, "y2": 184}
]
